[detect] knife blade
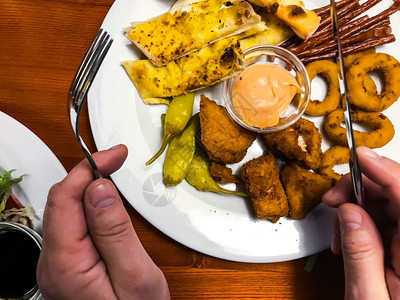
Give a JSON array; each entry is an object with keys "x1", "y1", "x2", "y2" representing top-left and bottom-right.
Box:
[{"x1": 330, "y1": 0, "x2": 365, "y2": 206}]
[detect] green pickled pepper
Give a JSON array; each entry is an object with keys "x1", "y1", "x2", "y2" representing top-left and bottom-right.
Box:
[
  {"x1": 160, "y1": 113, "x2": 166, "y2": 127},
  {"x1": 163, "y1": 114, "x2": 199, "y2": 186},
  {"x1": 146, "y1": 93, "x2": 195, "y2": 165},
  {"x1": 186, "y1": 152, "x2": 248, "y2": 197}
]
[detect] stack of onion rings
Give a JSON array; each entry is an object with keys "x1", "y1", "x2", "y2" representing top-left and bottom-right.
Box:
[
  {"x1": 319, "y1": 145, "x2": 350, "y2": 182},
  {"x1": 324, "y1": 109, "x2": 395, "y2": 148},
  {"x1": 305, "y1": 60, "x2": 341, "y2": 116},
  {"x1": 347, "y1": 53, "x2": 400, "y2": 112}
]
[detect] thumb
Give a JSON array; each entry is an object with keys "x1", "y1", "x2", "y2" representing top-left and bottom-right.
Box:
[
  {"x1": 83, "y1": 179, "x2": 163, "y2": 298},
  {"x1": 338, "y1": 204, "x2": 390, "y2": 300}
]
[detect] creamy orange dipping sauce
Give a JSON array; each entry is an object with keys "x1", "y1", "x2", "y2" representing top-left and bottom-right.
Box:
[{"x1": 232, "y1": 64, "x2": 302, "y2": 128}]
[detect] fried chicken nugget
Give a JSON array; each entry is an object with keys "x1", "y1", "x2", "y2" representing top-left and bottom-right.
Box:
[
  {"x1": 210, "y1": 162, "x2": 240, "y2": 184},
  {"x1": 241, "y1": 153, "x2": 289, "y2": 222},
  {"x1": 200, "y1": 94, "x2": 257, "y2": 164},
  {"x1": 281, "y1": 163, "x2": 334, "y2": 220},
  {"x1": 263, "y1": 118, "x2": 323, "y2": 170}
]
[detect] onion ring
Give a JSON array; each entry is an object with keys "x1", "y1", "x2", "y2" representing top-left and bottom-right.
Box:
[
  {"x1": 319, "y1": 145, "x2": 350, "y2": 182},
  {"x1": 344, "y1": 49, "x2": 376, "y2": 69},
  {"x1": 344, "y1": 49, "x2": 377, "y2": 96},
  {"x1": 347, "y1": 52, "x2": 400, "y2": 112},
  {"x1": 324, "y1": 109, "x2": 395, "y2": 148},
  {"x1": 305, "y1": 60, "x2": 341, "y2": 116}
]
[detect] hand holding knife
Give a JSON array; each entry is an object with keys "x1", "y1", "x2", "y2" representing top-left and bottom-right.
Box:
[{"x1": 330, "y1": 0, "x2": 365, "y2": 206}]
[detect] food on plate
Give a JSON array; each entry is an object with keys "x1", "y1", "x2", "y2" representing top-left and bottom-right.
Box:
[
  {"x1": 247, "y1": 0, "x2": 320, "y2": 39},
  {"x1": 146, "y1": 93, "x2": 195, "y2": 165},
  {"x1": 263, "y1": 118, "x2": 323, "y2": 170},
  {"x1": 210, "y1": 162, "x2": 240, "y2": 184},
  {"x1": 280, "y1": 163, "x2": 334, "y2": 220},
  {"x1": 343, "y1": 48, "x2": 376, "y2": 68},
  {"x1": 231, "y1": 64, "x2": 303, "y2": 128},
  {"x1": 0, "y1": 170, "x2": 35, "y2": 227},
  {"x1": 163, "y1": 114, "x2": 199, "y2": 186},
  {"x1": 344, "y1": 49, "x2": 378, "y2": 99},
  {"x1": 347, "y1": 52, "x2": 400, "y2": 112},
  {"x1": 239, "y1": 9, "x2": 294, "y2": 51},
  {"x1": 305, "y1": 60, "x2": 340, "y2": 116},
  {"x1": 122, "y1": 0, "x2": 400, "y2": 224},
  {"x1": 123, "y1": 37, "x2": 244, "y2": 104},
  {"x1": 126, "y1": 0, "x2": 262, "y2": 66},
  {"x1": 236, "y1": 22, "x2": 270, "y2": 42},
  {"x1": 122, "y1": 0, "x2": 304, "y2": 104},
  {"x1": 241, "y1": 153, "x2": 288, "y2": 222},
  {"x1": 324, "y1": 109, "x2": 395, "y2": 148},
  {"x1": 185, "y1": 152, "x2": 248, "y2": 196},
  {"x1": 160, "y1": 113, "x2": 166, "y2": 127},
  {"x1": 269, "y1": 1, "x2": 320, "y2": 40},
  {"x1": 200, "y1": 94, "x2": 257, "y2": 164},
  {"x1": 285, "y1": 0, "x2": 399, "y2": 64},
  {"x1": 319, "y1": 145, "x2": 350, "y2": 182}
]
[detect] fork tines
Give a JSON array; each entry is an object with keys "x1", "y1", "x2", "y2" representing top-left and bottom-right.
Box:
[{"x1": 69, "y1": 29, "x2": 113, "y2": 112}]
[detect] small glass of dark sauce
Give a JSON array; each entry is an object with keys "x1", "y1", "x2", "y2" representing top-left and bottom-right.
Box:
[{"x1": 0, "y1": 222, "x2": 42, "y2": 299}]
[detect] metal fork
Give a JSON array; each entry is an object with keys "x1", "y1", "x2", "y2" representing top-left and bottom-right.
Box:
[{"x1": 68, "y1": 29, "x2": 113, "y2": 179}]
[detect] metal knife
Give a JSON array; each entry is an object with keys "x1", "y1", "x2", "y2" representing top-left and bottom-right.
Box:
[{"x1": 330, "y1": 0, "x2": 365, "y2": 206}]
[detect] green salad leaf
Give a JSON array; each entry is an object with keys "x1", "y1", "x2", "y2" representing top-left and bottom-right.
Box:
[{"x1": 0, "y1": 170, "x2": 23, "y2": 213}]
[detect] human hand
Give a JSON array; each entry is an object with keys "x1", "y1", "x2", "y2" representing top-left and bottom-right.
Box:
[
  {"x1": 323, "y1": 146, "x2": 400, "y2": 300},
  {"x1": 37, "y1": 145, "x2": 170, "y2": 300}
]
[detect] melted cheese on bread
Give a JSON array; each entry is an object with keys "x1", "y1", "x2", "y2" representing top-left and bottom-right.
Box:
[
  {"x1": 240, "y1": 10, "x2": 294, "y2": 50},
  {"x1": 122, "y1": 37, "x2": 244, "y2": 103},
  {"x1": 247, "y1": 0, "x2": 320, "y2": 39},
  {"x1": 126, "y1": 0, "x2": 262, "y2": 66}
]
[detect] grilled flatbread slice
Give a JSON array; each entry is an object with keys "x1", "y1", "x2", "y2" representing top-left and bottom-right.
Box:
[
  {"x1": 169, "y1": 0, "x2": 205, "y2": 11},
  {"x1": 122, "y1": 37, "x2": 244, "y2": 104},
  {"x1": 239, "y1": 10, "x2": 294, "y2": 51},
  {"x1": 247, "y1": 0, "x2": 320, "y2": 39},
  {"x1": 170, "y1": 0, "x2": 269, "y2": 39},
  {"x1": 125, "y1": 0, "x2": 262, "y2": 66}
]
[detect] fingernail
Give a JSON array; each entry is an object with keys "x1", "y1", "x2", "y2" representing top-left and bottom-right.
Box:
[
  {"x1": 88, "y1": 181, "x2": 118, "y2": 209},
  {"x1": 358, "y1": 146, "x2": 381, "y2": 159},
  {"x1": 338, "y1": 208, "x2": 362, "y2": 230},
  {"x1": 108, "y1": 144, "x2": 123, "y2": 151}
]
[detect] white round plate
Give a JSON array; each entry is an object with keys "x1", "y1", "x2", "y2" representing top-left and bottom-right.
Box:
[
  {"x1": 0, "y1": 112, "x2": 67, "y2": 233},
  {"x1": 88, "y1": 0, "x2": 400, "y2": 262}
]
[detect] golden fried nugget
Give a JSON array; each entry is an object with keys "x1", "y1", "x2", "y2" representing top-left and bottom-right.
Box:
[
  {"x1": 263, "y1": 118, "x2": 323, "y2": 170},
  {"x1": 200, "y1": 94, "x2": 257, "y2": 164},
  {"x1": 241, "y1": 153, "x2": 289, "y2": 222},
  {"x1": 281, "y1": 163, "x2": 334, "y2": 220},
  {"x1": 210, "y1": 162, "x2": 240, "y2": 184}
]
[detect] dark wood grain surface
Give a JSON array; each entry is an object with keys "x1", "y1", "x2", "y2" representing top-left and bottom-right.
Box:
[{"x1": 0, "y1": 1, "x2": 345, "y2": 298}]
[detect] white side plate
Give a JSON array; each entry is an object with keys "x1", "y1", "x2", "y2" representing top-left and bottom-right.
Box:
[{"x1": 0, "y1": 112, "x2": 67, "y2": 233}]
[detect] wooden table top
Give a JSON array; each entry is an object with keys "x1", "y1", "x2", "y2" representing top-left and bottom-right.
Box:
[{"x1": 0, "y1": 1, "x2": 345, "y2": 298}]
